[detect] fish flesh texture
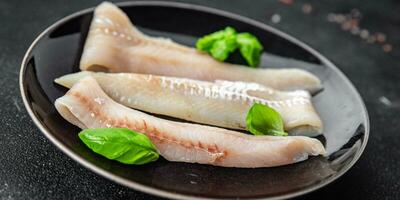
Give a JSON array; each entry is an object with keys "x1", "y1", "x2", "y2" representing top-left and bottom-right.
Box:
[
  {"x1": 80, "y1": 2, "x2": 322, "y2": 93},
  {"x1": 55, "y1": 77, "x2": 325, "y2": 167},
  {"x1": 55, "y1": 72, "x2": 323, "y2": 136},
  {"x1": 81, "y1": 2, "x2": 322, "y2": 93},
  {"x1": 54, "y1": 76, "x2": 325, "y2": 168}
]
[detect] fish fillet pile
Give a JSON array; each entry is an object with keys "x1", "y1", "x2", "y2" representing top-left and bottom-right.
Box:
[
  {"x1": 55, "y1": 77, "x2": 325, "y2": 168},
  {"x1": 80, "y1": 2, "x2": 322, "y2": 93},
  {"x1": 53, "y1": 2, "x2": 326, "y2": 168}
]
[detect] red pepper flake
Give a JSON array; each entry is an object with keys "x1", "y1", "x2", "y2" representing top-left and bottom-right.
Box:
[
  {"x1": 278, "y1": 0, "x2": 294, "y2": 5},
  {"x1": 382, "y1": 44, "x2": 393, "y2": 53},
  {"x1": 349, "y1": 19, "x2": 359, "y2": 28}
]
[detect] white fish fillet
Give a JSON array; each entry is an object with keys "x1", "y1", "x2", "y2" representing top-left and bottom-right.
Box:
[
  {"x1": 80, "y1": 2, "x2": 322, "y2": 93},
  {"x1": 54, "y1": 77, "x2": 325, "y2": 168},
  {"x1": 55, "y1": 72, "x2": 323, "y2": 136}
]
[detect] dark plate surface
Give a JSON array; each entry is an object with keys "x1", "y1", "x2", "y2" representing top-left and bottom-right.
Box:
[{"x1": 19, "y1": 1, "x2": 369, "y2": 199}]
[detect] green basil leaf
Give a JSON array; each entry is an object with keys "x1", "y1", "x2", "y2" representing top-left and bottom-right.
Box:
[
  {"x1": 79, "y1": 128, "x2": 159, "y2": 165},
  {"x1": 236, "y1": 33, "x2": 263, "y2": 67},
  {"x1": 246, "y1": 103, "x2": 288, "y2": 136},
  {"x1": 196, "y1": 27, "x2": 237, "y2": 61},
  {"x1": 209, "y1": 36, "x2": 237, "y2": 61},
  {"x1": 197, "y1": 27, "x2": 264, "y2": 67}
]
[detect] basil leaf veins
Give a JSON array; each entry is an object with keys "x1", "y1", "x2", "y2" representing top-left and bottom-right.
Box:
[
  {"x1": 79, "y1": 128, "x2": 159, "y2": 165},
  {"x1": 246, "y1": 103, "x2": 288, "y2": 136}
]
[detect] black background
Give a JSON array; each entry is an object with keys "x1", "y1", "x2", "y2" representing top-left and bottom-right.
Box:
[{"x1": 1, "y1": 0, "x2": 399, "y2": 199}]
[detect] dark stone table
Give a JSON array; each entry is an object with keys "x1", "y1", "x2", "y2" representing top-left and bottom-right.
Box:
[{"x1": 1, "y1": 0, "x2": 399, "y2": 199}]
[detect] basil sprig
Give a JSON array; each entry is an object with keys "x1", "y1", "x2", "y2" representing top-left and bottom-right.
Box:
[
  {"x1": 236, "y1": 33, "x2": 263, "y2": 68},
  {"x1": 196, "y1": 27, "x2": 263, "y2": 67},
  {"x1": 79, "y1": 128, "x2": 159, "y2": 165},
  {"x1": 196, "y1": 27, "x2": 238, "y2": 61},
  {"x1": 246, "y1": 103, "x2": 288, "y2": 136}
]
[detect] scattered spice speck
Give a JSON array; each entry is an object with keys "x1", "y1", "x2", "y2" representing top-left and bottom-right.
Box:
[
  {"x1": 382, "y1": 44, "x2": 393, "y2": 53},
  {"x1": 350, "y1": 8, "x2": 362, "y2": 19},
  {"x1": 302, "y1": 4, "x2": 312, "y2": 14},
  {"x1": 349, "y1": 19, "x2": 359, "y2": 28},
  {"x1": 379, "y1": 96, "x2": 392, "y2": 107},
  {"x1": 275, "y1": 3, "x2": 394, "y2": 54},
  {"x1": 336, "y1": 15, "x2": 346, "y2": 23},
  {"x1": 376, "y1": 33, "x2": 386, "y2": 43},
  {"x1": 341, "y1": 21, "x2": 352, "y2": 31},
  {"x1": 366, "y1": 35, "x2": 376, "y2": 44},
  {"x1": 350, "y1": 27, "x2": 360, "y2": 35},
  {"x1": 271, "y1": 14, "x2": 281, "y2": 24},
  {"x1": 326, "y1": 9, "x2": 393, "y2": 53},
  {"x1": 327, "y1": 13, "x2": 336, "y2": 22},
  {"x1": 278, "y1": 0, "x2": 294, "y2": 5},
  {"x1": 360, "y1": 29, "x2": 369, "y2": 39}
]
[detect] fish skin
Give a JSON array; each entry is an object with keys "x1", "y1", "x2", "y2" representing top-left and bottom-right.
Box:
[
  {"x1": 54, "y1": 76, "x2": 325, "y2": 168},
  {"x1": 80, "y1": 2, "x2": 322, "y2": 93},
  {"x1": 55, "y1": 71, "x2": 323, "y2": 136}
]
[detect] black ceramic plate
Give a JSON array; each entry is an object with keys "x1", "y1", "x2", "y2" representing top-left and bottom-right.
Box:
[{"x1": 20, "y1": 1, "x2": 369, "y2": 199}]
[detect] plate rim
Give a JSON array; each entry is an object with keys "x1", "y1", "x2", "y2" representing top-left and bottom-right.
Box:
[{"x1": 19, "y1": 1, "x2": 370, "y2": 199}]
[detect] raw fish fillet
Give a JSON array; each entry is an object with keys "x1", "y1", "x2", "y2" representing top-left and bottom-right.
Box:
[
  {"x1": 55, "y1": 77, "x2": 325, "y2": 168},
  {"x1": 80, "y1": 2, "x2": 322, "y2": 93},
  {"x1": 55, "y1": 72, "x2": 323, "y2": 136}
]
